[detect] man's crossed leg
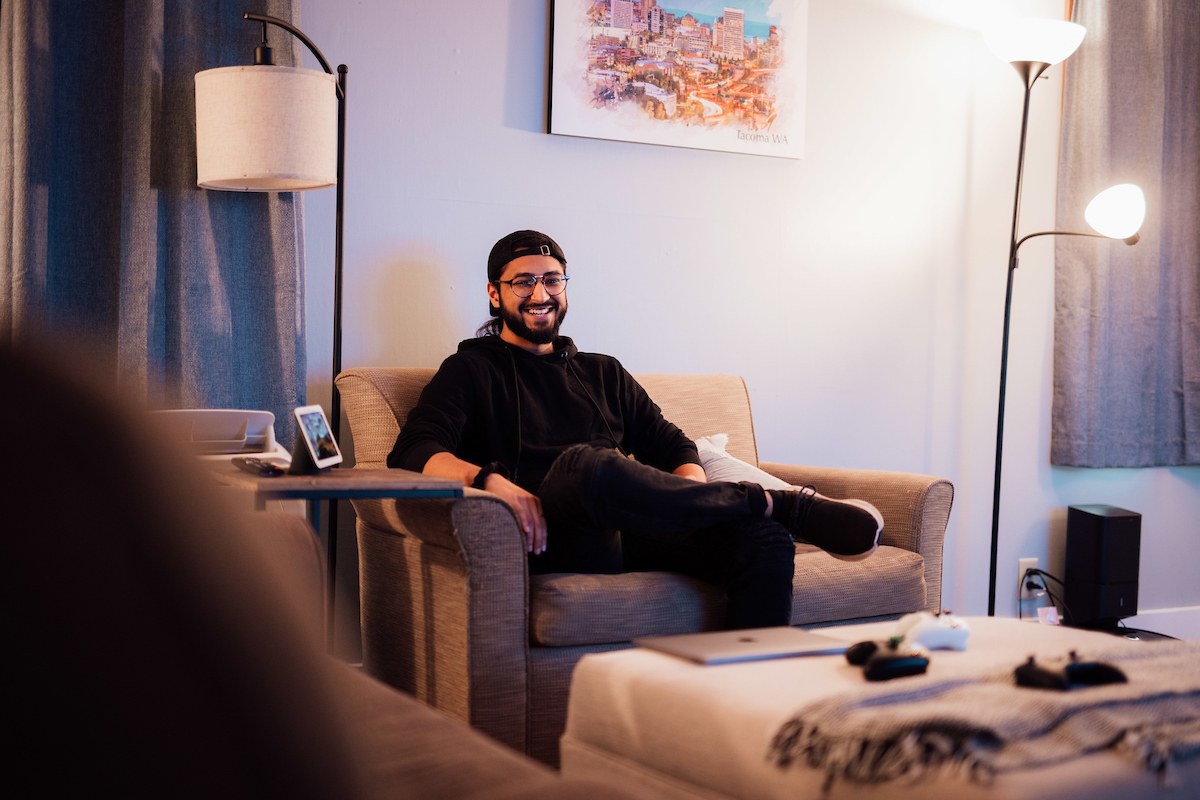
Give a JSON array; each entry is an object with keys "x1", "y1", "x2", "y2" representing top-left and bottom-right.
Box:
[{"x1": 532, "y1": 444, "x2": 883, "y2": 628}]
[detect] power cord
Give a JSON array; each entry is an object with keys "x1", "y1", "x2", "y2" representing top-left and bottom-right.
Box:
[
  {"x1": 1016, "y1": 569, "x2": 1040, "y2": 621},
  {"x1": 1027, "y1": 567, "x2": 1064, "y2": 590},
  {"x1": 1018, "y1": 569, "x2": 1178, "y2": 640},
  {"x1": 1017, "y1": 567, "x2": 1074, "y2": 624},
  {"x1": 1027, "y1": 568, "x2": 1074, "y2": 624}
]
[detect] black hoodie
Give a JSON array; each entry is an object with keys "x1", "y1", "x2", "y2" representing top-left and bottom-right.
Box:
[{"x1": 387, "y1": 336, "x2": 700, "y2": 492}]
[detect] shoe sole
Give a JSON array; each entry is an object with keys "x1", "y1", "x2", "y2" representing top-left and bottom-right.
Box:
[{"x1": 817, "y1": 496, "x2": 882, "y2": 562}]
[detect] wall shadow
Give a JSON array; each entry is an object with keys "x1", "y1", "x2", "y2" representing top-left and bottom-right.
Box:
[{"x1": 362, "y1": 253, "x2": 468, "y2": 369}]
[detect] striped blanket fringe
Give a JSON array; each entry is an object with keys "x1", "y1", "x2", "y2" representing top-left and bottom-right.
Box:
[{"x1": 768, "y1": 639, "x2": 1200, "y2": 794}]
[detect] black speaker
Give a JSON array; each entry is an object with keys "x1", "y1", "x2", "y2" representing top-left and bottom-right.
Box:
[{"x1": 1064, "y1": 504, "x2": 1141, "y2": 627}]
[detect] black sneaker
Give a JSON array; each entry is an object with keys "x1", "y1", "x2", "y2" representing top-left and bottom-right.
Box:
[{"x1": 770, "y1": 486, "x2": 882, "y2": 561}]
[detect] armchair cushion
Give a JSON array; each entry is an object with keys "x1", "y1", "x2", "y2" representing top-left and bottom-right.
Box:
[
  {"x1": 789, "y1": 544, "x2": 926, "y2": 623},
  {"x1": 529, "y1": 572, "x2": 724, "y2": 647},
  {"x1": 530, "y1": 545, "x2": 927, "y2": 647}
]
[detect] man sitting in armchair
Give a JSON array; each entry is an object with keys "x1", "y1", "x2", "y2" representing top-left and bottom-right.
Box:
[{"x1": 388, "y1": 230, "x2": 883, "y2": 629}]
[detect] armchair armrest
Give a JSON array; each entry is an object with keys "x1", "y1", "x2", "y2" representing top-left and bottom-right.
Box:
[
  {"x1": 760, "y1": 463, "x2": 953, "y2": 613},
  {"x1": 351, "y1": 489, "x2": 532, "y2": 753}
]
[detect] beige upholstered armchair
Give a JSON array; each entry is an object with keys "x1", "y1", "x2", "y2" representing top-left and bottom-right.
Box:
[{"x1": 337, "y1": 368, "x2": 953, "y2": 766}]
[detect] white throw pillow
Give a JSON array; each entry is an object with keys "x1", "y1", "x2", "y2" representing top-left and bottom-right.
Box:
[{"x1": 694, "y1": 434, "x2": 791, "y2": 490}]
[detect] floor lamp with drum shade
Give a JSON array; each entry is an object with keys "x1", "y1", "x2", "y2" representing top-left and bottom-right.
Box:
[{"x1": 195, "y1": 12, "x2": 349, "y2": 646}]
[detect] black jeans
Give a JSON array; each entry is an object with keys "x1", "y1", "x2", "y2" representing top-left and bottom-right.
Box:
[{"x1": 529, "y1": 444, "x2": 795, "y2": 629}]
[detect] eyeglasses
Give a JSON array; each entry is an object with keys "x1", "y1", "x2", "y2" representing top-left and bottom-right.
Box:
[{"x1": 495, "y1": 274, "x2": 569, "y2": 298}]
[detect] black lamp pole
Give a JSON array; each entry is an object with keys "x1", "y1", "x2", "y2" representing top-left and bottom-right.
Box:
[
  {"x1": 987, "y1": 62, "x2": 1138, "y2": 616},
  {"x1": 245, "y1": 13, "x2": 347, "y2": 648},
  {"x1": 988, "y1": 60, "x2": 1049, "y2": 618}
]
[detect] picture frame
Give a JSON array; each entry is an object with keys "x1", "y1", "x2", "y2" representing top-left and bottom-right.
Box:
[{"x1": 548, "y1": 1, "x2": 808, "y2": 158}]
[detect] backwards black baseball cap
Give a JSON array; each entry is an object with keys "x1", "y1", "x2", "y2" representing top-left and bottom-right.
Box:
[{"x1": 487, "y1": 230, "x2": 567, "y2": 282}]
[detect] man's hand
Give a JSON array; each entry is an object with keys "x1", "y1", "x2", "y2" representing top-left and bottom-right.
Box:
[
  {"x1": 483, "y1": 473, "x2": 548, "y2": 554},
  {"x1": 422, "y1": 452, "x2": 548, "y2": 554}
]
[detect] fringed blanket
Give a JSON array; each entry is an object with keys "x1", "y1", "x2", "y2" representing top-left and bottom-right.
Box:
[{"x1": 769, "y1": 639, "x2": 1200, "y2": 793}]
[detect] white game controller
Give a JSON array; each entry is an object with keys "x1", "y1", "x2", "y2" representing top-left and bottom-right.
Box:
[{"x1": 895, "y1": 611, "x2": 970, "y2": 651}]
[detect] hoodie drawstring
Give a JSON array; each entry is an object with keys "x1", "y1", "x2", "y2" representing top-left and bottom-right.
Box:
[
  {"x1": 508, "y1": 348, "x2": 523, "y2": 485},
  {"x1": 567, "y1": 360, "x2": 629, "y2": 458}
]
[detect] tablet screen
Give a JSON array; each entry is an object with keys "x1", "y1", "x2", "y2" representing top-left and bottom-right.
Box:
[{"x1": 293, "y1": 404, "x2": 343, "y2": 469}]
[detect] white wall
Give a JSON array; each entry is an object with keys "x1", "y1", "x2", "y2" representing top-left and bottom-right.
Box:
[{"x1": 298, "y1": 0, "x2": 1200, "y2": 637}]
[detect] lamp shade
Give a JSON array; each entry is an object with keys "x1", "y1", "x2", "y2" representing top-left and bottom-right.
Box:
[
  {"x1": 1085, "y1": 184, "x2": 1147, "y2": 240},
  {"x1": 983, "y1": 18, "x2": 1086, "y2": 66},
  {"x1": 195, "y1": 65, "x2": 337, "y2": 191}
]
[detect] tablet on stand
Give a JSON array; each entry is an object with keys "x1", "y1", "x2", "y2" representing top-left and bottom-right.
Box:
[{"x1": 289, "y1": 404, "x2": 343, "y2": 475}]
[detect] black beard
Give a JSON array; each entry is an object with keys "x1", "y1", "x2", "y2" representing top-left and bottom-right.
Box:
[{"x1": 500, "y1": 297, "x2": 567, "y2": 345}]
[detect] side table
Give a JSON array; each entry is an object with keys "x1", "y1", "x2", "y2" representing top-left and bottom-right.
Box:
[{"x1": 210, "y1": 464, "x2": 463, "y2": 651}]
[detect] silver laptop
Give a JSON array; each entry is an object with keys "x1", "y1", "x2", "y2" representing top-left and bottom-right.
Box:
[{"x1": 633, "y1": 626, "x2": 849, "y2": 665}]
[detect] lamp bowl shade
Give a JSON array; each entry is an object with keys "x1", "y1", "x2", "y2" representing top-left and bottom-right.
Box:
[
  {"x1": 983, "y1": 18, "x2": 1086, "y2": 66},
  {"x1": 1085, "y1": 184, "x2": 1147, "y2": 240},
  {"x1": 195, "y1": 65, "x2": 337, "y2": 191}
]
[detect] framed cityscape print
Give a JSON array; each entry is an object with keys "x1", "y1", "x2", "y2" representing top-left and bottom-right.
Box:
[{"x1": 548, "y1": 1, "x2": 808, "y2": 158}]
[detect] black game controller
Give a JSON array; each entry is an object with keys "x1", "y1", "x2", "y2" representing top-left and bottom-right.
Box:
[
  {"x1": 845, "y1": 640, "x2": 880, "y2": 665},
  {"x1": 846, "y1": 637, "x2": 929, "y2": 681},
  {"x1": 1015, "y1": 651, "x2": 1127, "y2": 691}
]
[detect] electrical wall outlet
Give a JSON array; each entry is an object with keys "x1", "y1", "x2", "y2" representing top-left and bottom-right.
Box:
[{"x1": 1018, "y1": 558, "x2": 1039, "y2": 600}]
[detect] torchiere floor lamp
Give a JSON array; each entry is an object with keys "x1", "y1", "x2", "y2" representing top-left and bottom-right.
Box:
[
  {"x1": 195, "y1": 12, "x2": 348, "y2": 645},
  {"x1": 982, "y1": 18, "x2": 1147, "y2": 616}
]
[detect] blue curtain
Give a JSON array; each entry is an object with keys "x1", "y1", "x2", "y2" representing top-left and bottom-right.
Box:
[
  {"x1": 1, "y1": 0, "x2": 306, "y2": 447},
  {"x1": 1052, "y1": 0, "x2": 1200, "y2": 467}
]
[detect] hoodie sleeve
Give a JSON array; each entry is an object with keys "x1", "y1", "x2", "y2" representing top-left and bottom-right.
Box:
[
  {"x1": 387, "y1": 356, "x2": 477, "y2": 472},
  {"x1": 618, "y1": 369, "x2": 701, "y2": 474}
]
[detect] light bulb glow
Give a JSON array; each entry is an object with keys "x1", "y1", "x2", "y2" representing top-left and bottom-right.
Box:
[
  {"x1": 1085, "y1": 184, "x2": 1147, "y2": 240},
  {"x1": 983, "y1": 19, "x2": 1086, "y2": 66}
]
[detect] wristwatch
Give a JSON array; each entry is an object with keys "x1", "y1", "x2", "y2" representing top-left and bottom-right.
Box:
[{"x1": 472, "y1": 461, "x2": 511, "y2": 490}]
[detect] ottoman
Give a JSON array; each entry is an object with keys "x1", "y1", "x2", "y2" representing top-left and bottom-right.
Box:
[{"x1": 561, "y1": 618, "x2": 1199, "y2": 799}]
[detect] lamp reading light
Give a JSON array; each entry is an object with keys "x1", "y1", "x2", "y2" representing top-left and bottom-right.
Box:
[
  {"x1": 983, "y1": 18, "x2": 1086, "y2": 66},
  {"x1": 1085, "y1": 184, "x2": 1147, "y2": 243}
]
